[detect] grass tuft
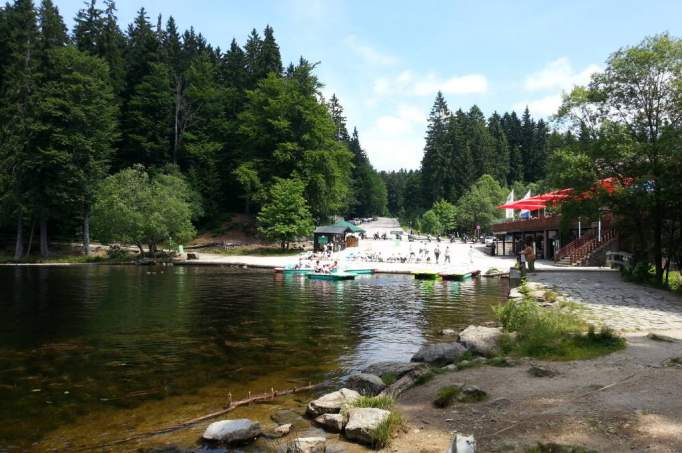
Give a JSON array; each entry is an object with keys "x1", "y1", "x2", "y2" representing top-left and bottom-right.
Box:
[
  {"x1": 433, "y1": 385, "x2": 461, "y2": 408},
  {"x1": 369, "y1": 411, "x2": 402, "y2": 449},
  {"x1": 380, "y1": 372, "x2": 397, "y2": 385},
  {"x1": 495, "y1": 294, "x2": 625, "y2": 361},
  {"x1": 349, "y1": 395, "x2": 394, "y2": 410}
]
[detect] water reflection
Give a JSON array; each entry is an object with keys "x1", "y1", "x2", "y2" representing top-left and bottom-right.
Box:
[{"x1": 0, "y1": 266, "x2": 507, "y2": 449}]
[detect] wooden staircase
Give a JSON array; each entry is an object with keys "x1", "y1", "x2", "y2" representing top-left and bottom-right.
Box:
[{"x1": 555, "y1": 227, "x2": 617, "y2": 266}]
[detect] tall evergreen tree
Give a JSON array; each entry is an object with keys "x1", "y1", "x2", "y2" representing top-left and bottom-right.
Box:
[
  {"x1": 448, "y1": 109, "x2": 474, "y2": 200},
  {"x1": 244, "y1": 28, "x2": 262, "y2": 87},
  {"x1": 73, "y1": 0, "x2": 101, "y2": 54},
  {"x1": 520, "y1": 106, "x2": 535, "y2": 181},
  {"x1": 421, "y1": 91, "x2": 450, "y2": 205},
  {"x1": 465, "y1": 104, "x2": 493, "y2": 179},
  {"x1": 327, "y1": 94, "x2": 350, "y2": 142},
  {"x1": 487, "y1": 112, "x2": 510, "y2": 184},
  {"x1": 257, "y1": 25, "x2": 282, "y2": 78}
]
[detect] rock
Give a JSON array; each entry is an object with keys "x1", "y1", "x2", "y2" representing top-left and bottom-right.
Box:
[
  {"x1": 346, "y1": 373, "x2": 385, "y2": 396},
  {"x1": 647, "y1": 332, "x2": 679, "y2": 343},
  {"x1": 528, "y1": 365, "x2": 559, "y2": 378},
  {"x1": 508, "y1": 287, "x2": 523, "y2": 300},
  {"x1": 411, "y1": 342, "x2": 468, "y2": 365},
  {"x1": 447, "y1": 433, "x2": 476, "y2": 453},
  {"x1": 202, "y1": 418, "x2": 261, "y2": 443},
  {"x1": 440, "y1": 328, "x2": 458, "y2": 337},
  {"x1": 271, "y1": 409, "x2": 306, "y2": 427},
  {"x1": 306, "y1": 388, "x2": 361, "y2": 417},
  {"x1": 663, "y1": 357, "x2": 682, "y2": 368},
  {"x1": 288, "y1": 436, "x2": 326, "y2": 453},
  {"x1": 275, "y1": 423, "x2": 292, "y2": 435},
  {"x1": 363, "y1": 361, "x2": 424, "y2": 380},
  {"x1": 315, "y1": 413, "x2": 346, "y2": 432},
  {"x1": 186, "y1": 252, "x2": 198, "y2": 260},
  {"x1": 458, "y1": 325, "x2": 503, "y2": 357},
  {"x1": 344, "y1": 408, "x2": 391, "y2": 446},
  {"x1": 457, "y1": 385, "x2": 487, "y2": 402},
  {"x1": 529, "y1": 289, "x2": 547, "y2": 301},
  {"x1": 442, "y1": 364, "x2": 457, "y2": 371}
]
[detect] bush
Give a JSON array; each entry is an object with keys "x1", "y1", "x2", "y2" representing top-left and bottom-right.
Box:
[
  {"x1": 433, "y1": 385, "x2": 460, "y2": 408},
  {"x1": 349, "y1": 395, "x2": 394, "y2": 410},
  {"x1": 380, "y1": 372, "x2": 397, "y2": 385},
  {"x1": 370, "y1": 411, "x2": 402, "y2": 449}
]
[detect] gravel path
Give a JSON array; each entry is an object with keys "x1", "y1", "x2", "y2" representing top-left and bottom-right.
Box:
[{"x1": 530, "y1": 271, "x2": 682, "y2": 332}]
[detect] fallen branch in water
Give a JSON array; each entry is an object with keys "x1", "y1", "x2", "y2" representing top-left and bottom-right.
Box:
[{"x1": 79, "y1": 381, "x2": 330, "y2": 451}]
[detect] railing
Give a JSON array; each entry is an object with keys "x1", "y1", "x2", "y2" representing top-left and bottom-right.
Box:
[
  {"x1": 558, "y1": 227, "x2": 617, "y2": 265},
  {"x1": 492, "y1": 215, "x2": 562, "y2": 233},
  {"x1": 555, "y1": 214, "x2": 614, "y2": 263},
  {"x1": 555, "y1": 229, "x2": 596, "y2": 261}
]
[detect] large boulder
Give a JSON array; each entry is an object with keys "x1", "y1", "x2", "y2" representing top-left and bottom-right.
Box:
[
  {"x1": 362, "y1": 361, "x2": 424, "y2": 381},
  {"x1": 202, "y1": 418, "x2": 261, "y2": 443},
  {"x1": 315, "y1": 413, "x2": 346, "y2": 432},
  {"x1": 288, "y1": 437, "x2": 326, "y2": 453},
  {"x1": 411, "y1": 342, "x2": 467, "y2": 365},
  {"x1": 306, "y1": 388, "x2": 360, "y2": 417},
  {"x1": 346, "y1": 373, "x2": 386, "y2": 396},
  {"x1": 458, "y1": 325, "x2": 503, "y2": 357},
  {"x1": 344, "y1": 408, "x2": 391, "y2": 446}
]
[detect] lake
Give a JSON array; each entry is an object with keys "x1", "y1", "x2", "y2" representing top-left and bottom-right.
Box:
[{"x1": 0, "y1": 265, "x2": 508, "y2": 451}]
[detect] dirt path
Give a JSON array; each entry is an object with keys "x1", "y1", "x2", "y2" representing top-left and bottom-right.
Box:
[{"x1": 391, "y1": 330, "x2": 682, "y2": 453}]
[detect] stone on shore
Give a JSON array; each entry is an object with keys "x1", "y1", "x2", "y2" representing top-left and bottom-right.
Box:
[
  {"x1": 362, "y1": 361, "x2": 424, "y2": 380},
  {"x1": 528, "y1": 365, "x2": 559, "y2": 378},
  {"x1": 307, "y1": 388, "x2": 360, "y2": 417},
  {"x1": 344, "y1": 408, "x2": 391, "y2": 446},
  {"x1": 202, "y1": 418, "x2": 261, "y2": 443},
  {"x1": 346, "y1": 373, "x2": 386, "y2": 396},
  {"x1": 458, "y1": 384, "x2": 487, "y2": 402},
  {"x1": 288, "y1": 437, "x2": 326, "y2": 453},
  {"x1": 440, "y1": 328, "x2": 458, "y2": 337},
  {"x1": 411, "y1": 342, "x2": 467, "y2": 365},
  {"x1": 315, "y1": 413, "x2": 346, "y2": 432},
  {"x1": 508, "y1": 287, "x2": 524, "y2": 300},
  {"x1": 458, "y1": 325, "x2": 503, "y2": 357}
]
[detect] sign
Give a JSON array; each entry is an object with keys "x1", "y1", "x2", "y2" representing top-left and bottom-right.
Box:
[{"x1": 318, "y1": 236, "x2": 328, "y2": 244}]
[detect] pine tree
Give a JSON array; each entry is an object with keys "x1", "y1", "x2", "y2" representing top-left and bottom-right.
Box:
[
  {"x1": 328, "y1": 94, "x2": 350, "y2": 142},
  {"x1": 520, "y1": 107, "x2": 535, "y2": 181},
  {"x1": 502, "y1": 111, "x2": 524, "y2": 183},
  {"x1": 73, "y1": 0, "x2": 101, "y2": 54},
  {"x1": 421, "y1": 91, "x2": 450, "y2": 205},
  {"x1": 448, "y1": 110, "x2": 474, "y2": 200},
  {"x1": 487, "y1": 112, "x2": 510, "y2": 184},
  {"x1": 99, "y1": 0, "x2": 125, "y2": 95},
  {"x1": 221, "y1": 38, "x2": 248, "y2": 91},
  {"x1": 257, "y1": 25, "x2": 282, "y2": 78},
  {"x1": 0, "y1": 0, "x2": 41, "y2": 258},
  {"x1": 532, "y1": 118, "x2": 549, "y2": 180},
  {"x1": 244, "y1": 28, "x2": 262, "y2": 86},
  {"x1": 465, "y1": 104, "x2": 493, "y2": 180}
]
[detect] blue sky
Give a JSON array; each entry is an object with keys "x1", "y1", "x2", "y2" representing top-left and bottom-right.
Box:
[{"x1": 55, "y1": 0, "x2": 682, "y2": 171}]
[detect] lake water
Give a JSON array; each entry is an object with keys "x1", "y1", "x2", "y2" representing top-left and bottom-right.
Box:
[{"x1": 0, "y1": 265, "x2": 508, "y2": 451}]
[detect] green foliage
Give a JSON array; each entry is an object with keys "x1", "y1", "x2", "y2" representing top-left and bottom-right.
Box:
[
  {"x1": 369, "y1": 411, "x2": 402, "y2": 449},
  {"x1": 433, "y1": 385, "x2": 461, "y2": 408},
  {"x1": 380, "y1": 372, "x2": 397, "y2": 385},
  {"x1": 420, "y1": 210, "x2": 442, "y2": 235},
  {"x1": 349, "y1": 395, "x2": 394, "y2": 410},
  {"x1": 257, "y1": 178, "x2": 314, "y2": 249},
  {"x1": 92, "y1": 166, "x2": 198, "y2": 252},
  {"x1": 455, "y1": 174, "x2": 506, "y2": 233},
  {"x1": 495, "y1": 294, "x2": 625, "y2": 360},
  {"x1": 431, "y1": 200, "x2": 457, "y2": 233}
]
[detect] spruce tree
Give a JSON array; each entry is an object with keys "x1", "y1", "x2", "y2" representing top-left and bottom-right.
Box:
[
  {"x1": 421, "y1": 91, "x2": 450, "y2": 205},
  {"x1": 520, "y1": 107, "x2": 535, "y2": 181},
  {"x1": 487, "y1": 112, "x2": 510, "y2": 184},
  {"x1": 465, "y1": 104, "x2": 493, "y2": 180},
  {"x1": 448, "y1": 109, "x2": 474, "y2": 200},
  {"x1": 73, "y1": 0, "x2": 101, "y2": 54},
  {"x1": 244, "y1": 28, "x2": 262, "y2": 86},
  {"x1": 328, "y1": 94, "x2": 350, "y2": 142},
  {"x1": 257, "y1": 25, "x2": 282, "y2": 78}
]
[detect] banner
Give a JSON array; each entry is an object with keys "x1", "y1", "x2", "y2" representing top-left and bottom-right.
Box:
[
  {"x1": 519, "y1": 190, "x2": 532, "y2": 219},
  {"x1": 505, "y1": 189, "x2": 514, "y2": 219}
]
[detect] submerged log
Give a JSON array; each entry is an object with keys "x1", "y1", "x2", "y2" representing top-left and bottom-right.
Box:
[
  {"x1": 379, "y1": 365, "x2": 431, "y2": 399},
  {"x1": 88, "y1": 381, "x2": 331, "y2": 449}
]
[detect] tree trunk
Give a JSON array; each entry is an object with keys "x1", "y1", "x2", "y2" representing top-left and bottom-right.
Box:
[
  {"x1": 14, "y1": 216, "x2": 23, "y2": 260},
  {"x1": 82, "y1": 210, "x2": 90, "y2": 256},
  {"x1": 653, "y1": 200, "x2": 663, "y2": 285},
  {"x1": 39, "y1": 216, "x2": 49, "y2": 257},
  {"x1": 25, "y1": 219, "x2": 35, "y2": 257},
  {"x1": 137, "y1": 243, "x2": 145, "y2": 256}
]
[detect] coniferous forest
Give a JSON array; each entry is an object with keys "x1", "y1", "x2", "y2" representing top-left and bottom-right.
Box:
[{"x1": 0, "y1": 0, "x2": 387, "y2": 256}]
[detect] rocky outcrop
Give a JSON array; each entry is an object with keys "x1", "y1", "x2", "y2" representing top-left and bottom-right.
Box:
[
  {"x1": 362, "y1": 361, "x2": 423, "y2": 380},
  {"x1": 314, "y1": 413, "x2": 346, "y2": 432},
  {"x1": 288, "y1": 436, "x2": 326, "y2": 453},
  {"x1": 411, "y1": 342, "x2": 467, "y2": 365},
  {"x1": 345, "y1": 373, "x2": 386, "y2": 396},
  {"x1": 306, "y1": 388, "x2": 360, "y2": 417},
  {"x1": 344, "y1": 408, "x2": 391, "y2": 446},
  {"x1": 202, "y1": 418, "x2": 261, "y2": 443},
  {"x1": 458, "y1": 325, "x2": 503, "y2": 357}
]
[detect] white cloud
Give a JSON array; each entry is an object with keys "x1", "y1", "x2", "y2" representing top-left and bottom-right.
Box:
[
  {"x1": 524, "y1": 57, "x2": 601, "y2": 92},
  {"x1": 513, "y1": 94, "x2": 563, "y2": 118},
  {"x1": 362, "y1": 103, "x2": 427, "y2": 170},
  {"x1": 345, "y1": 35, "x2": 398, "y2": 66},
  {"x1": 373, "y1": 71, "x2": 488, "y2": 97}
]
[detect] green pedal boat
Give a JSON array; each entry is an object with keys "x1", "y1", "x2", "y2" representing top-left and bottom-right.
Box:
[
  {"x1": 413, "y1": 272, "x2": 439, "y2": 280},
  {"x1": 307, "y1": 272, "x2": 356, "y2": 281}
]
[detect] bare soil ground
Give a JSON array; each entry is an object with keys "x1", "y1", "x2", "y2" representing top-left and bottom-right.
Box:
[{"x1": 390, "y1": 330, "x2": 682, "y2": 453}]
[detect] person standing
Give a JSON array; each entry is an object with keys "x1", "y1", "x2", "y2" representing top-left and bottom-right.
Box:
[
  {"x1": 444, "y1": 246, "x2": 451, "y2": 264},
  {"x1": 468, "y1": 245, "x2": 474, "y2": 264},
  {"x1": 523, "y1": 239, "x2": 536, "y2": 272},
  {"x1": 434, "y1": 245, "x2": 441, "y2": 264}
]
